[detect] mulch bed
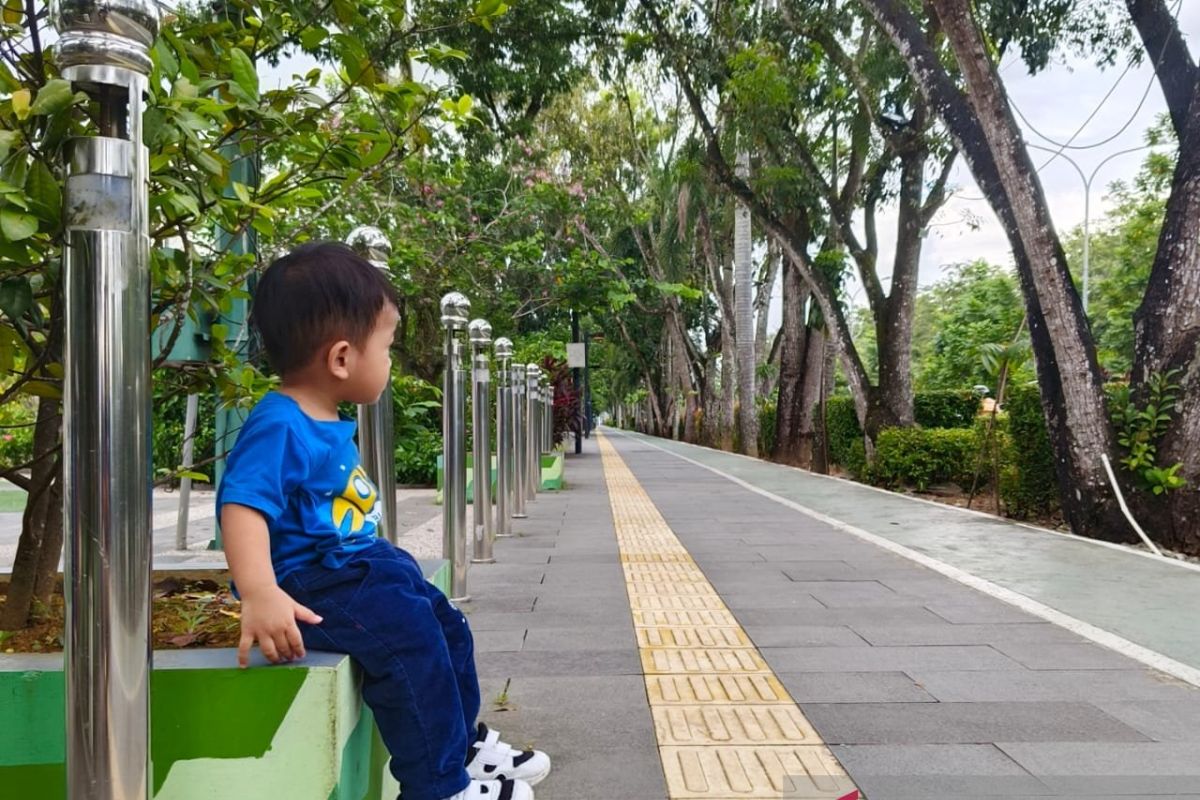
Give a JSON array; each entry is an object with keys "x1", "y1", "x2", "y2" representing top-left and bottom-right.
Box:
[{"x1": 1, "y1": 577, "x2": 241, "y2": 654}]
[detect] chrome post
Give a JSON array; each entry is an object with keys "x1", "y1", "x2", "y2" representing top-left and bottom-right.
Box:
[
  {"x1": 511, "y1": 363, "x2": 528, "y2": 519},
  {"x1": 469, "y1": 320, "x2": 495, "y2": 563},
  {"x1": 346, "y1": 225, "x2": 397, "y2": 543},
  {"x1": 55, "y1": 2, "x2": 159, "y2": 798},
  {"x1": 441, "y1": 293, "x2": 470, "y2": 601},
  {"x1": 526, "y1": 364, "x2": 541, "y2": 500},
  {"x1": 493, "y1": 338, "x2": 514, "y2": 536}
]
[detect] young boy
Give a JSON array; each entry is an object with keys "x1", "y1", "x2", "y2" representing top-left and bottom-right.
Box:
[{"x1": 217, "y1": 242, "x2": 550, "y2": 800}]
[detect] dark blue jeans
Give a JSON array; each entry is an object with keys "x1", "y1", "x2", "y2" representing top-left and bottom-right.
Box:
[{"x1": 282, "y1": 540, "x2": 478, "y2": 800}]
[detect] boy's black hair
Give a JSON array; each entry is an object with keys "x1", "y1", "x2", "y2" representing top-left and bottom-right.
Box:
[{"x1": 250, "y1": 241, "x2": 400, "y2": 376}]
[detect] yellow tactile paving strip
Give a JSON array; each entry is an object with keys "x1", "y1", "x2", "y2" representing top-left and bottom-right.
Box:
[{"x1": 597, "y1": 434, "x2": 860, "y2": 800}]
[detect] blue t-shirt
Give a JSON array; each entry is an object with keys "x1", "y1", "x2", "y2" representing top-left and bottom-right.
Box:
[{"x1": 216, "y1": 392, "x2": 380, "y2": 582}]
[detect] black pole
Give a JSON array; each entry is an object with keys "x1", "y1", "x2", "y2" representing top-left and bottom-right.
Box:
[
  {"x1": 571, "y1": 309, "x2": 582, "y2": 454},
  {"x1": 584, "y1": 333, "x2": 592, "y2": 437}
]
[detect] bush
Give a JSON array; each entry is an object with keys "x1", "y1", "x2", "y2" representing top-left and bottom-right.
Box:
[
  {"x1": 395, "y1": 427, "x2": 441, "y2": 485},
  {"x1": 0, "y1": 398, "x2": 36, "y2": 469},
  {"x1": 872, "y1": 427, "x2": 979, "y2": 491},
  {"x1": 825, "y1": 396, "x2": 862, "y2": 468},
  {"x1": 1000, "y1": 385, "x2": 1059, "y2": 518},
  {"x1": 914, "y1": 390, "x2": 980, "y2": 429},
  {"x1": 151, "y1": 388, "x2": 217, "y2": 482},
  {"x1": 757, "y1": 400, "x2": 776, "y2": 456}
]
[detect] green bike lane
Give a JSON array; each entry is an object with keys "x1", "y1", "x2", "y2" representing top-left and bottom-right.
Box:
[{"x1": 612, "y1": 429, "x2": 1200, "y2": 687}]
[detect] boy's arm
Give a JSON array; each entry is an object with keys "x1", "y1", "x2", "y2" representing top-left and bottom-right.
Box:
[{"x1": 222, "y1": 503, "x2": 323, "y2": 668}]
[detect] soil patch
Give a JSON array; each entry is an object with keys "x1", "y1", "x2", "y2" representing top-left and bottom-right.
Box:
[{"x1": 1, "y1": 577, "x2": 240, "y2": 654}]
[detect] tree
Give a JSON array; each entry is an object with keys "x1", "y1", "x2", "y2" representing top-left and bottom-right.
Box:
[{"x1": 860, "y1": 0, "x2": 1200, "y2": 551}]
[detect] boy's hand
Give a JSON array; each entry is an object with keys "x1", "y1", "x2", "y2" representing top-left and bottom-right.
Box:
[{"x1": 238, "y1": 585, "x2": 323, "y2": 668}]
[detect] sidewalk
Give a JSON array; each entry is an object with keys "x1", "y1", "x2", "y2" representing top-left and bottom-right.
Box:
[{"x1": 468, "y1": 431, "x2": 1200, "y2": 799}]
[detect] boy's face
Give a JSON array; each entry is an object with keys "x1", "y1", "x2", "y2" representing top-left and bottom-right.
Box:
[{"x1": 340, "y1": 304, "x2": 399, "y2": 404}]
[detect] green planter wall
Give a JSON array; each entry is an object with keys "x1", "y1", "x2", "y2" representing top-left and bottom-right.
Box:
[{"x1": 435, "y1": 452, "x2": 564, "y2": 505}]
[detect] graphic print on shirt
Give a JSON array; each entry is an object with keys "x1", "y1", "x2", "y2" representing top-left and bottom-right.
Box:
[{"x1": 332, "y1": 465, "x2": 381, "y2": 536}]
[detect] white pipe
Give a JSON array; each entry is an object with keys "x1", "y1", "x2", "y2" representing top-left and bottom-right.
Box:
[{"x1": 1100, "y1": 453, "x2": 1164, "y2": 557}]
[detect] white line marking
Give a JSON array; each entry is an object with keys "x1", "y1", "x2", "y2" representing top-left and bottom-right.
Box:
[{"x1": 615, "y1": 430, "x2": 1200, "y2": 689}]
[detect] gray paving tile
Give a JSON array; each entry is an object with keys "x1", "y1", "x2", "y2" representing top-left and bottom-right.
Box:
[
  {"x1": 853, "y1": 623, "x2": 1080, "y2": 647},
  {"x1": 778, "y1": 671, "x2": 937, "y2": 703},
  {"x1": 1091, "y1": 699, "x2": 1200, "y2": 742},
  {"x1": 785, "y1": 579, "x2": 928, "y2": 608},
  {"x1": 719, "y1": 591, "x2": 827, "y2": 611},
  {"x1": 461, "y1": 610, "x2": 536, "y2": 630},
  {"x1": 762, "y1": 645, "x2": 1023, "y2": 673},
  {"x1": 472, "y1": 628, "x2": 527, "y2": 653},
  {"x1": 744, "y1": 625, "x2": 868, "y2": 648},
  {"x1": 521, "y1": 626, "x2": 636, "y2": 652},
  {"x1": 927, "y1": 600, "x2": 1041, "y2": 624},
  {"x1": 830, "y1": 744, "x2": 1049, "y2": 798},
  {"x1": 905, "y1": 669, "x2": 1200, "y2": 703},
  {"x1": 477, "y1": 649, "x2": 641, "y2": 678},
  {"x1": 733, "y1": 605, "x2": 950, "y2": 628},
  {"x1": 997, "y1": 742, "x2": 1200, "y2": 795},
  {"x1": 803, "y1": 702, "x2": 1151, "y2": 744},
  {"x1": 992, "y1": 642, "x2": 1142, "y2": 670},
  {"x1": 778, "y1": 561, "x2": 865, "y2": 581}
]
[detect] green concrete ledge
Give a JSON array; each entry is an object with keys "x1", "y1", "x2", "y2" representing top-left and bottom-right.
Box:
[
  {"x1": 436, "y1": 452, "x2": 564, "y2": 504},
  {"x1": 0, "y1": 558, "x2": 449, "y2": 800}
]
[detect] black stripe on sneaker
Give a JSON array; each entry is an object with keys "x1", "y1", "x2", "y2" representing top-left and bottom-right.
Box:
[
  {"x1": 511, "y1": 751, "x2": 535, "y2": 767},
  {"x1": 497, "y1": 778, "x2": 515, "y2": 800}
]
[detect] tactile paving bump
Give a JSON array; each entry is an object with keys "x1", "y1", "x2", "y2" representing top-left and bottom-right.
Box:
[
  {"x1": 653, "y1": 705, "x2": 823, "y2": 745},
  {"x1": 624, "y1": 563, "x2": 709, "y2": 580},
  {"x1": 630, "y1": 594, "x2": 728, "y2": 611},
  {"x1": 621, "y1": 552, "x2": 696, "y2": 564},
  {"x1": 659, "y1": 745, "x2": 853, "y2": 799},
  {"x1": 625, "y1": 580, "x2": 722, "y2": 597},
  {"x1": 637, "y1": 626, "x2": 752, "y2": 648},
  {"x1": 646, "y1": 674, "x2": 793, "y2": 705},
  {"x1": 632, "y1": 608, "x2": 741, "y2": 627},
  {"x1": 642, "y1": 648, "x2": 771, "y2": 674}
]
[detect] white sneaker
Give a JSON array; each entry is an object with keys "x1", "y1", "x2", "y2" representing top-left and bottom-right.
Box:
[
  {"x1": 440, "y1": 777, "x2": 533, "y2": 800},
  {"x1": 466, "y1": 723, "x2": 552, "y2": 786}
]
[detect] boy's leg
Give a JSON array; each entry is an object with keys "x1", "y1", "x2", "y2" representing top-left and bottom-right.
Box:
[
  {"x1": 284, "y1": 553, "x2": 471, "y2": 800},
  {"x1": 396, "y1": 547, "x2": 481, "y2": 736}
]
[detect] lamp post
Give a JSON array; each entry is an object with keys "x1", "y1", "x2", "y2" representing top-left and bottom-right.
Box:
[
  {"x1": 441, "y1": 293, "x2": 470, "y2": 602},
  {"x1": 1028, "y1": 143, "x2": 1154, "y2": 314},
  {"x1": 55, "y1": 2, "x2": 159, "y2": 798},
  {"x1": 346, "y1": 225, "x2": 397, "y2": 543},
  {"x1": 469, "y1": 319, "x2": 495, "y2": 564}
]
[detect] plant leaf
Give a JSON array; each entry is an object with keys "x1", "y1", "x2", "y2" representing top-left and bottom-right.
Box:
[{"x1": 228, "y1": 47, "x2": 258, "y2": 101}]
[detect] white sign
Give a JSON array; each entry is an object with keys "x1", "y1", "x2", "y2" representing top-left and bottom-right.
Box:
[{"x1": 566, "y1": 342, "x2": 586, "y2": 368}]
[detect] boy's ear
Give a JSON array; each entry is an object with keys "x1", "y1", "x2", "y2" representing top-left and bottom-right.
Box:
[{"x1": 326, "y1": 339, "x2": 353, "y2": 381}]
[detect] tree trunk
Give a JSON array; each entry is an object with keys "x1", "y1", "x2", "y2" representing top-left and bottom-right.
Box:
[
  {"x1": 796, "y1": 324, "x2": 828, "y2": 470},
  {"x1": 755, "y1": 240, "x2": 780, "y2": 397},
  {"x1": 1130, "y1": 73, "x2": 1200, "y2": 552},
  {"x1": 734, "y1": 149, "x2": 759, "y2": 456},
  {"x1": 773, "y1": 255, "x2": 810, "y2": 464},
  {"x1": 812, "y1": 333, "x2": 835, "y2": 474},
  {"x1": 865, "y1": 0, "x2": 1128, "y2": 542},
  {"x1": 0, "y1": 396, "x2": 63, "y2": 629}
]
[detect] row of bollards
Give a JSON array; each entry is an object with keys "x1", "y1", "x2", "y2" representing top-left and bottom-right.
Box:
[{"x1": 440, "y1": 293, "x2": 553, "y2": 602}]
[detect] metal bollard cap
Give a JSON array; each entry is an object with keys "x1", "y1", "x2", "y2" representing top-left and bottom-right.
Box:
[
  {"x1": 512, "y1": 362, "x2": 527, "y2": 377},
  {"x1": 493, "y1": 337, "x2": 513, "y2": 358},
  {"x1": 440, "y1": 292, "x2": 470, "y2": 330},
  {"x1": 54, "y1": 0, "x2": 160, "y2": 73},
  {"x1": 468, "y1": 319, "x2": 493, "y2": 346},
  {"x1": 526, "y1": 364, "x2": 541, "y2": 379},
  {"x1": 346, "y1": 225, "x2": 391, "y2": 271}
]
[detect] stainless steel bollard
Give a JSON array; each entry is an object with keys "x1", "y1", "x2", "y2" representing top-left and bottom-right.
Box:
[
  {"x1": 346, "y1": 225, "x2": 397, "y2": 543},
  {"x1": 511, "y1": 363, "x2": 528, "y2": 519},
  {"x1": 441, "y1": 293, "x2": 470, "y2": 601},
  {"x1": 494, "y1": 338, "x2": 514, "y2": 536},
  {"x1": 526, "y1": 364, "x2": 541, "y2": 501},
  {"x1": 55, "y1": 2, "x2": 159, "y2": 798},
  {"x1": 469, "y1": 320, "x2": 495, "y2": 563},
  {"x1": 542, "y1": 378, "x2": 552, "y2": 456}
]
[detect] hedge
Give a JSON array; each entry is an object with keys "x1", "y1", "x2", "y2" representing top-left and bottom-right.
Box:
[
  {"x1": 872, "y1": 427, "x2": 979, "y2": 491},
  {"x1": 1000, "y1": 384, "x2": 1059, "y2": 518},
  {"x1": 913, "y1": 390, "x2": 981, "y2": 429}
]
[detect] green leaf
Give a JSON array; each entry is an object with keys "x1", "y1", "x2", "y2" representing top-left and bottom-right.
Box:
[
  {"x1": 177, "y1": 470, "x2": 210, "y2": 482},
  {"x1": 21, "y1": 380, "x2": 62, "y2": 399},
  {"x1": 0, "y1": 208, "x2": 37, "y2": 241},
  {"x1": 29, "y1": 80, "x2": 74, "y2": 116},
  {"x1": 300, "y1": 27, "x2": 328, "y2": 50},
  {"x1": 11, "y1": 88, "x2": 29, "y2": 120},
  {"x1": 228, "y1": 47, "x2": 258, "y2": 101},
  {"x1": 0, "y1": 276, "x2": 32, "y2": 319},
  {"x1": 25, "y1": 160, "x2": 60, "y2": 221},
  {"x1": 0, "y1": 129, "x2": 17, "y2": 161},
  {"x1": 231, "y1": 181, "x2": 251, "y2": 204}
]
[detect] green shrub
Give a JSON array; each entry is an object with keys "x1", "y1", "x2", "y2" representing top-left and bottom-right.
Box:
[
  {"x1": 151, "y1": 388, "x2": 217, "y2": 482},
  {"x1": 914, "y1": 390, "x2": 980, "y2": 429},
  {"x1": 0, "y1": 399, "x2": 36, "y2": 469},
  {"x1": 872, "y1": 427, "x2": 978, "y2": 491},
  {"x1": 825, "y1": 396, "x2": 862, "y2": 468},
  {"x1": 757, "y1": 400, "x2": 776, "y2": 456},
  {"x1": 395, "y1": 427, "x2": 442, "y2": 485},
  {"x1": 1000, "y1": 385, "x2": 1059, "y2": 518}
]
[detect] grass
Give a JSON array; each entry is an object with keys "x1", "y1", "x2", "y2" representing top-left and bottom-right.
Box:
[{"x1": 0, "y1": 490, "x2": 26, "y2": 513}]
